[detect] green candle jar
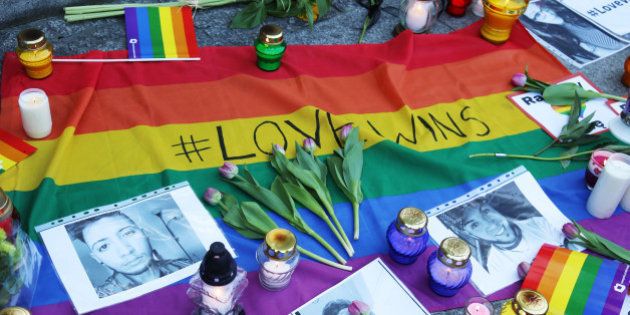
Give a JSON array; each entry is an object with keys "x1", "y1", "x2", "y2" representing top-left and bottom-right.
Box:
[{"x1": 254, "y1": 24, "x2": 286, "y2": 72}]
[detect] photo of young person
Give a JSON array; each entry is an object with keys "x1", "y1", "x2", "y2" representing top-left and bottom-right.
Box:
[
  {"x1": 520, "y1": 0, "x2": 627, "y2": 67},
  {"x1": 436, "y1": 182, "x2": 566, "y2": 273},
  {"x1": 65, "y1": 194, "x2": 206, "y2": 298}
]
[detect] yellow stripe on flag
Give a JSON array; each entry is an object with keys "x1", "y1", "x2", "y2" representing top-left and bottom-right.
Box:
[
  {"x1": 159, "y1": 7, "x2": 178, "y2": 58},
  {"x1": 0, "y1": 93, "x2": 538, "y2": 191},
  {"x1": 547, "y1": 251, "x2": 588, "y2": 315}
]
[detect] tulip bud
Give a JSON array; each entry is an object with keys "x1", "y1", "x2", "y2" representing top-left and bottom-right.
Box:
[
  {"x1": 348, "y1": 300, "x2": 371, "y2": 315},
  {"x1": 511, "y1": 73, "x2": 527, "y2": 87},
  {"x1": 562, "y1": 223, "x2": 580, "y2": 240},
  {"x1": 203, "y1": 188, "x2": 223, "y2": 205},
  {"x1": 303, "y1": 138, "x2": 316, "y2": 153},
  {"x1": 340, "y1": 124, "x2": 353, "y2": 141},
  {"x1": 273, "y1": 144, "x2": 286, "y2": 155},
  {"x1": 517, "y1": 261, "x2": 531, "y2": 279},
  {"x1": 219, "y1": 162, "x2": 239, "y2": 179}
]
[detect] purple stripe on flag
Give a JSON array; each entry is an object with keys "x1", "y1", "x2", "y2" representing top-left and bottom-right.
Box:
[
  {"x1": 124, "y1": 8, "x2": 141, "y2": 59},
  {"x1": 602, "y1": 263, "x2": 630, "y2": 315}
]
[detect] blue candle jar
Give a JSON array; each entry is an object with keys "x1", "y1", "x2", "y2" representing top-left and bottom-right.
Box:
[
  {"x1": 386, "y1": 207, "x2": 429, "y2": 264},
  {"x1": 427, "y1": 237, "x2": 472, "y2": 297}
]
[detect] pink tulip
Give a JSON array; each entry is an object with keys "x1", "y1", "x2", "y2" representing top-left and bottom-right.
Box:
[
  {"x1": 348, "y1": 300, "x2": 371, "y2": 315},
  {"x1": 511, "y1": 73, "x2": 527, "y2": 87},
  {"x1": 219, "y1": 162, "x2": 238, "y2": 179},
  {"x1": 273, "y1": 144, "x2": 285, "y2": 155},
  {"x1": 340, "y1": 124, "x2": 353, "y2": 141},
  {"x1": 562, "y1": 223, "x2": 580, "y2": 239},
  {"x1": 303, "y1": 138, "x2": 316, "y2": 153},
  {"x1": 517, "y1": 261, "x2": 530, "y2": 279},
  {"x1": 203, "y1": 188, "x2": 222, "y2": 205}
]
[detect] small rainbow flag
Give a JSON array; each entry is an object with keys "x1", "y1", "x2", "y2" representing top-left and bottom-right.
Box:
[
  {"x1": 124, "y1": 7, "x2": 199, "y2": 59},
  {"x1": 0, "y1": 129, "x2": 36, "y2": 173},
  {"x1": 522, "y1": 244, "x2": 630, "y2": 315}
]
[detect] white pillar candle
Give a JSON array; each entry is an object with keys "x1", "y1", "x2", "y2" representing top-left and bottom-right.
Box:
[
  {"x1": 586, "y1": 153, "x2": 630, "y2": 219},
  {"x1": 619, "y1": 186, "x2": 630, "y2": 212},
  {"x1": 472, "y1": 0, "x2": 484, "y2": 17},
  {"x1": 18, "y1": 88, "x2": 52, "y2": 139},
  {"x1": 406, "y1": 1, "x2": 433, "y2": 32}
]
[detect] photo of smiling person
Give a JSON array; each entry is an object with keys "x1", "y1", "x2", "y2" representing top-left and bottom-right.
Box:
[
  {"x1": 66, "y1": 208, "x2": 199, "y2": 298},
  {"x1": 437, "y1": 182, "x2": 566, "y2": 273}
]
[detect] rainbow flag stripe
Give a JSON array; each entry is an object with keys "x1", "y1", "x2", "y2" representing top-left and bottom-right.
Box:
[
  {"x1": 522, "y1": 244, "x2": 630, "y2": 315},
  {"x1": 0, "y1": 128, "x2": 36, "y2": 173},
  {"x1": 124, "y1": 7, "x2": 199, "y2": 59}
]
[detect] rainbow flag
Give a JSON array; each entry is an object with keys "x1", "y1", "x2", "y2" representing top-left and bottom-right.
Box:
[
  {"x1": 522, "y1": 244, "x2": 630, "y2": 315},
  {"x1": 1, "y1": 22, "x2": 629, "y2": 314},
  {"x1": 124, "y1": 7, "x2": 199, "y2": 59},
  {"x1": 0, "y1": 128, "x2": 36, "y2": 173}
]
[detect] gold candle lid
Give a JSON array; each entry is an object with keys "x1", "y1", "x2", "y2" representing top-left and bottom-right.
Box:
[
  {"x1": 258, "y1": 24, "x2": 284, "y2": 45},
  {"x1": 512, "y1": 289, "x2": 548, "y2": 315},
  {"x1": 264, "y1": 228, "x2": 297, "y2": 261},
  {"x1": 395, "y1": 207, "x2": 427, "y2": 236},
  {"x1": 17, "y1": 29, "x2": 47, "y2": 50},
  {"x1": 0, "y1": 307, "x2": 31, "y2": 315},
  {"x1": 438, "y1": 237, "x2": 471, "y2": 268},
  {"x1": 483, "y1": 0, "x2": 528, "y2": 14}
]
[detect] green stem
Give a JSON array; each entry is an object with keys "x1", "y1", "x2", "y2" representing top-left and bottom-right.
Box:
[
  {"x1": 323, "y1": 202, "x2": 354, "y2": 256},
  {"x1": 305, "y1": 227, "x2": 347, "y2": 264},
  {"x1": 297, "y1": 246, "x2": 352, "y2": 271},
  {"x1": 323, "y1": 215, "x2": 354, "y2": 257},
  {"x1": 357, "y1": 17, "x2": 370, "y2": 44},
  {"x1": 469, "y1": 150, "x2": 595, "y2": 161},
  {"x1": 532, "y1": 138, "x2": 558, "y2": 156},
  {"x1": 65, "y1": 10, "x2": 125, "y2": 22},
  {"x1": 599, "y1": 93, "x2": 627, "y2": 102},
  {"x1": 352, "y1": 202, "x2": 359, "y2": 240}
]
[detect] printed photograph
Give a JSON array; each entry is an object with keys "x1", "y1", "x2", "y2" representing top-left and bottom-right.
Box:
[
  {"x1": 65, "y1": 193, "x2": 206, "y2": 298},
  {"x1": 291, "y1": 258, "x2": 429, "y2": 315},
  {"x1": 427, "y1": 168, "x2": 574, "y2": 295},
  {"x1": 521, "y1": 0, "x2": 627, "y2": 67}
]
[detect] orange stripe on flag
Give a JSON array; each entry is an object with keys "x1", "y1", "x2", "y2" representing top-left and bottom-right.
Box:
[
  {"x1": 537, "y1": 247, "x2": 572, "y2": 300},
  {"x1": 170, "y1": 8, "x2": 189, "y2": 58},
  {"x1": 0, "y1": 141, "x2": 28, "y2": 162}
]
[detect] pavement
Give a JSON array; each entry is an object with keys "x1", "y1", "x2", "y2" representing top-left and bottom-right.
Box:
[{"x1": 1, "y1": 1, "x2": 629, "y2": 314}]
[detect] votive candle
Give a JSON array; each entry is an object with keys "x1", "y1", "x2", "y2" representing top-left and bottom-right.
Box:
[
  {"x1": 586, "y1": 153, "x2": 630, "y2": 219},
  {"x1": 386, "y1": 207, "x2": 429, "y2": 264},
  {"x1": 447, "y1": 0, "x2": 472, "y2": 16},
  {"x1": 480, "y1": 0, "x2": 528, "y2": 44},
  {"x1": 427, "y1": 237, "x2": 472, "y2": 297},
  {"x1": 18, "y1": 88, "x2": 52, "y2": 139},
  {"x1": 585, "y1": 149, "x2": 614, "y2": 190},
  {"x1": 466, "y1": 297, "x2": 493, "y2": 315},
  {"x1": 405, "y1": 0, "x2": 432, "y2": 31}
]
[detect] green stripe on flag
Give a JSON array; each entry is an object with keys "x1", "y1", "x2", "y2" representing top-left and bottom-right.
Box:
[
  {"x1": 565, "y1": 256, "x2": 603, "y2": 314},
  {"x1": 147, "y1": 7, "x2": 165, "y2": 58}
]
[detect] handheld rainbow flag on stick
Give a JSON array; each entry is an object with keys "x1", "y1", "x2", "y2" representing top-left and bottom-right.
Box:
[
  {"x1": 0, "y1": 129, "x2": 37, "y2": 173},
  {"x1": 522, "y1": 244, "x2": 630, "y2": 315}
]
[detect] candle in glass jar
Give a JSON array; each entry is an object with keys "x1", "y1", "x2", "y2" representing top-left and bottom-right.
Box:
[
  {"x1": 480, "y1": 0, "x2": 528, "y2": 44},
  {"x1": 18, "y1": 88, "x2": 52, "y2": 139},
  {"x1": 585, "y1": 149, "x2": 613, "y2": 190},
  {"x1": 586, "y1": 153, "x2": 630, "y2": 219},
  {"x1": 466, "y1": 297, "x2": 493, "y2": 315},
  {"x1": 405, "y1": 1, "x2": 432, "y2": 32},
  {"x1": 427, "y1": 237, "x2": 472, "y2": 297},
  {"x1": 260, "y1": 260, "x2": 292, "y2": 289}
]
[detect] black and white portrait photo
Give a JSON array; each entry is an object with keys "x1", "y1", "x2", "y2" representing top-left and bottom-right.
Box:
[
  {"x1": 427, "y1": 168, "x2": 572, "y2": 295},
  {"x1": 38, "y1": 183, "x2": 233, "y2": 314},
  {"x1": 65, "y1": 194, "x2": 206, "y2": 298},
  {"x1": 520, "y1": 0, "x2": 627, "y2": 67}
]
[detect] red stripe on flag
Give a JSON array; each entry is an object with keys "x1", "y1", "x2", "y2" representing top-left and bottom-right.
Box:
[
  {"x1": 522, "y1": 244, "x2": 556, "y2": 290},
  {"x1": 0, "y1": 129, "x2": 36, "y2": 155},
  {"x1": 180, "y1": 7, "x2": 198, "y2": 58}
]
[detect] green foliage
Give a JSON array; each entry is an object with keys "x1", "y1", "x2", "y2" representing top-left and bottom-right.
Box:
[{"x1": 230, "y1": 0, "x2": 330, "y2": 29}]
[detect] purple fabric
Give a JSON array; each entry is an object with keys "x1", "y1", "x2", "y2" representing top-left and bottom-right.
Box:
[{"x1": 30, "y1": 213, "x2": 630, "y2": 314}]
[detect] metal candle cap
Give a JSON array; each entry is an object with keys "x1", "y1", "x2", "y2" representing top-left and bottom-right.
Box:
[
  {"x1": 17, "y1": 29, "x2": 47, "y2": 50},
  {"x1": 264, "y1": 228, "x2": 297, "y2": 261},
  {"x1": 395, "y1": 207, "x2": 427, "y2": 236},
  {"x1": 258, "y1": 24, "x2": 284, "y2": 45},
  {"x1": 0, "y1": 307, "x2": 31, "y2": 315},
  {"x1": 512, "y1": 289, "x2": 548, "y2": 315},
  {"x1": 438, "y1": 237, "x2": 471, "y2": 268}
]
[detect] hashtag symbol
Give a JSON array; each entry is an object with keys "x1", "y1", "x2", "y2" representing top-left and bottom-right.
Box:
[
  {"x1": 587, "y1": 9, "x2": 598, "y2": 17},
  {"x1": 172, "y1": 135, "x2": 210, "y2": 163}
]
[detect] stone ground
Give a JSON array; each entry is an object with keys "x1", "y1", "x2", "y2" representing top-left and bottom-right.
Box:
[{"x1": 1, "y1": 1, "x2": 629, "y2": 314}]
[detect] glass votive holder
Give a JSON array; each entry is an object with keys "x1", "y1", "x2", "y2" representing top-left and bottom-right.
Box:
[
  {"x1": 585, "y1": 149, "x2": 614, "y2": 190},
  {"x1": 447, "y1": 0, "x2": 472, "y2": 17},
  {"x1": 386, "y1": 207, "x2": 429, "y2": 264},
  {"x1": 480, "y1": 0, "x2": 528, "y2": 44},
  {"x1": 427, "y1": 237, "x2": 472, "y2": 297},
  {"x1": 471, "y1": 0, "x2": 484, "y2": 16},
  {"x1": 16, "y1": 29, "x2": 53, "y2": 79},
  {"x1": 256, "y1": 228, "x2": 300, "y2": 291},
  {"x1": 254, "y1": 24, "x2": 286, "y2": 72},
  {"x1": 399, "y1": 0, "x2": 440, "y2": 33},
  {"x1": 465, "y1": 297, "x2": 493, "y2": 315}
]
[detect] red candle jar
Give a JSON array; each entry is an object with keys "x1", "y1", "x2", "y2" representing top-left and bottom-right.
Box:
[
  {"x1": 447, "y1": 0, "x2": 473, "y2": 16},
  {"x1": 623, "y1": 55, "x2": 630, "y2": 87},
  {"x1": 0, "y1": 188, "x2": 14, "y2": 236}
]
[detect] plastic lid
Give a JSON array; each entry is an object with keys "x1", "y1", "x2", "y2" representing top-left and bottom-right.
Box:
[{"x1": 199, "y1": 242, "x2": 237, "y2": 286}]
